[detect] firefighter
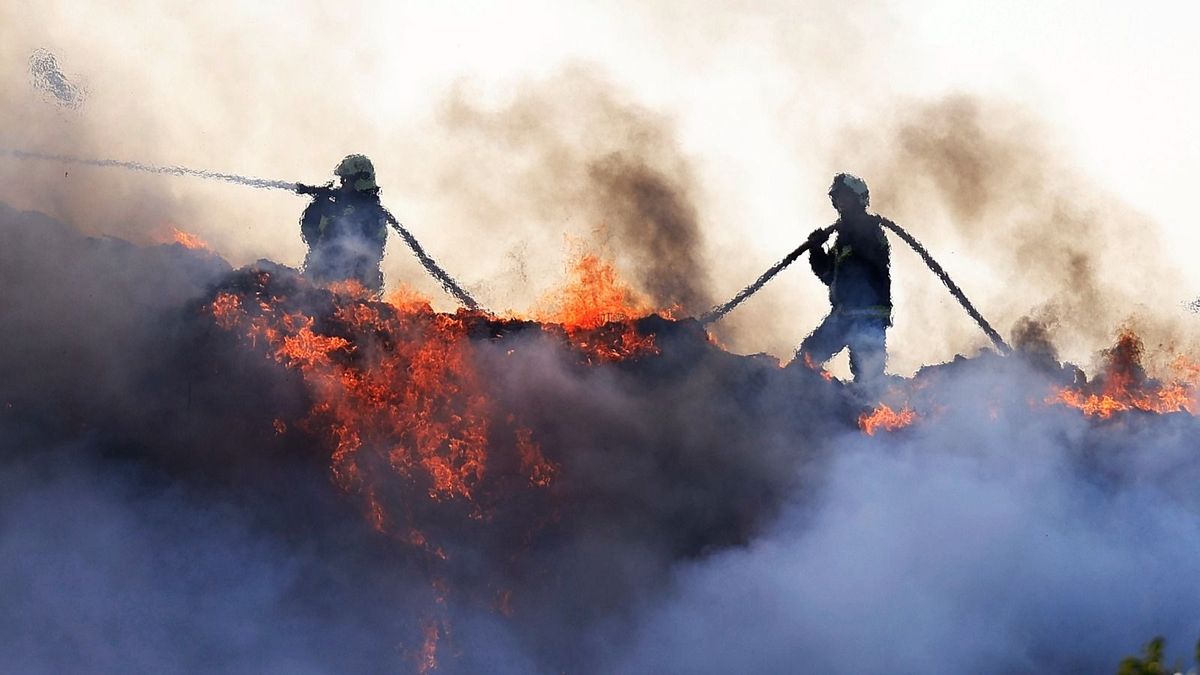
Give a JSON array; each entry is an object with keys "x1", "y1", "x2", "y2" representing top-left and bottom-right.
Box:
[
  {"x1": 299, "y1": 154, "x2": 389, "y2": 294},
  {"x1": 795, "y1": 173, "x2": 892, "y2": 384}
]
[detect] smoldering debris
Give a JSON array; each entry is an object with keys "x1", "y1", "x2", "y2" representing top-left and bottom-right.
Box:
[
  {"x1": 28, "y1": 48, "x2": 86, "y2": 110},
  {"x1": 2, "y1": 202, "x2": 1200, "y2": 673}
]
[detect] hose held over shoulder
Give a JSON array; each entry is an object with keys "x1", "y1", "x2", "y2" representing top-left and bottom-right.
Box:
[{"x1": 878, "y1": 218, "x2": 1010, "y2": 354}]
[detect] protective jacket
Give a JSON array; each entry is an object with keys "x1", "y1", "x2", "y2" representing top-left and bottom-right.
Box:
[
  {"x1": 809, "y1": 212, "x2": 892, "y2": 321},
  {"x1": 300, "y1": 188, "x2": 388, "y2": 292}
]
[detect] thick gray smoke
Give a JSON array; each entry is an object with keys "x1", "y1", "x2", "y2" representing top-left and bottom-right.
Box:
[
  {"x1": 616, "y1": 363, "x2": 1200, "y2": 673},
  {"x1": 4, "y1": 200, "x2": 1198, "y2": 673}
]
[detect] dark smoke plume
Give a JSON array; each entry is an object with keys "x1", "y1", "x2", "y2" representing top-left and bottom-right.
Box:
[
  {"x1": 433, "y1": 67, "x2": 714, "y2": 314},
  {"x1": 845, "y1": 95, "x2": 1196, "y2": 370}
]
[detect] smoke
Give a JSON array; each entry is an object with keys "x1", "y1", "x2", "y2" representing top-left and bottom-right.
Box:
[
  {"x1": 0, "y1": 1, "x2": 383, "y2": 268},
  {"x1": 614, "y1": 361, "x2": 1200, "y2": 673},
  {"x1": 0, "y1": 200, "x2": 818, "y2": 671},
  {"x1": 429, "y1": 67, "x2": 714, "y2": 314},
  {"x1": 4, "y1": 4, "x2": 1200, "y2": 672},
  {"x1": 3, "y1": 201, "x2": 1198, "y2": 673},
  {"x1": 0, "y1": 449, "x2": 437, "y2": 674},
  {"x1": 843, "y1": 95, "x2": 1198, "y2": 374}
]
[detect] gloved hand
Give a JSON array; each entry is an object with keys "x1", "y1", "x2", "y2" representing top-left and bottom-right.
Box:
[{"x1": 807, "y1": 227, "x2": 831, "y2": 247}]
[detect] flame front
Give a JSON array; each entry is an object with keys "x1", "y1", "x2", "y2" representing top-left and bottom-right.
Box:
[
  {"x1": 858, "y1": 404, "x2": 918, "y2": 435},
  {"x1": 1047, "y1": 330, "x2": 1199, "y2": 418},
  {"x1": 205, "y1": 249, "x2": 670, "y2": 670},
  {"x1": 533, "y1": 252, "x2": 662, "y2": 362},
  {"x1": 170, "y1": 227, "x2": 211, "y2": 251},
  {"x1": 209, "y1": 271, "x2": 559, "y2": 671}
]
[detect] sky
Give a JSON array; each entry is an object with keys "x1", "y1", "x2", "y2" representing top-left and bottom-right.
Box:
[{"x1": 2, "y1": 0, "x2": 1198, "y2": 376}]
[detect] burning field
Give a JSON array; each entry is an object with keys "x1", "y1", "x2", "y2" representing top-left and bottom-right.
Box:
[{"x1": 2, "y1": 202, "x2": 1199, "y2": 673}]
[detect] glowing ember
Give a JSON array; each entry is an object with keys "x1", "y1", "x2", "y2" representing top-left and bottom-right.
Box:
[
  {"x1": 418, "y1": 618, "x2": 441, "y2": 674},
  {"x1": 210, "y1": 292, "x2": 242, "y2": 330},
  {"x1": 802, "y1": 353, "x2": 835, "y2": 381},
  {"x1": 1047, "y1": 330, "x2": 1198, "y2": 419},
  {"x1": 324, "y1": 278, "x2": 373, "y2": 299},
  {"x1": 858, "y1": 404, "x2": 918, "y2": 435}
]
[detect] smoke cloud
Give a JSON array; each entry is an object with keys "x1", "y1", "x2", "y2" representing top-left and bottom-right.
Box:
[
  {"x1": 430, "y1": 67, "x2": 714, "y2": 314},
  {"x1": 842, "y1": 96, "x2": 1198, "y2": 374},
  {"x1": 616, "y1": 363, "x2": 1200, "y2": 673},
  {"x1": 3, "y1": 201, "x2": 1198, "y2": 673},
  {"x1": 4, "y1": 3, "x2": 1200, "y2": 673}
]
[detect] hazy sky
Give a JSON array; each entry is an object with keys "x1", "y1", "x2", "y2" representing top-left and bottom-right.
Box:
[{"x1": 2, "y1": 0, "x2": 1197, "y2": 374}]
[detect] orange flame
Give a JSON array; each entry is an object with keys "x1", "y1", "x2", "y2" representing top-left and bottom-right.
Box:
[
  {"x1": 207, "y1": 251, "x2": 675, "y2": 666},
  {"x1": 169, "y1": 227, "x2": 210, "y2": 251},
  {"x1": 1047, "y1": 330, "x2": 1198, "y2": 418},
  {"x1": 802, "y1": 353, "x2": 835, "y2": 381},
  {"x1": 533, "y1": 253, "x2": 661, "y2": 362},
  {"x1": 210, "y1": 292, "x2": 242, "y2": 330},
  {"x1": 210, "y1": 273, "x2": 556, "y2": 527},
  {"x1": 535, "y1": 253, "x2": 650, "y2": 329},
  {"x1": 858, "y1": 404, "x2": 918, "y2": 435}
]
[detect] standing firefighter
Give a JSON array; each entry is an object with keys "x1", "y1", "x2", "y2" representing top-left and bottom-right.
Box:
[
  {"x1": 797, "y1": 173, "x2": 892, "y2": 384},
  {"x1": 299, "y1": 154, "x2": 388, "y2": 294}
]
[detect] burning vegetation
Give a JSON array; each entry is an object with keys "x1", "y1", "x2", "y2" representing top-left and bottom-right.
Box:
[
  {"x1": 1046, "y1": 329, "x2": 1198, "y2": 418},
  {"x1": 857, "y1": 403, "x2": 918, "y2": 435},
  {"x1": 199, "y1": 249, "x2": 685, "y2": 670},
  {"x1": 3, "y1": 205, "x2": 1200, "y2": 674},
  {"x1": 194, "y1": 246, "x2": 1200, "y2": 671},
  {"x1": 169, "y1": 227, "x2": 210, "y2": 251},
  {"x1": 532, "y1": 252, "x2": 665, "y2": 362}
]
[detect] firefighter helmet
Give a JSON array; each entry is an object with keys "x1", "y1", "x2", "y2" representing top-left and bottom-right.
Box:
[
  {"x1": 828, "y1": 173, "x2": 869, "y2": 207},
  {"x1": 334, "y1": 154, "x2": 378, "y2": 192}
]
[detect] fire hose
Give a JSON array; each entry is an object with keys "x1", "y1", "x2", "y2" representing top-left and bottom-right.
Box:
[
  {"x1": 0, "y1": 147, "x2": 481, "y2": 311},
  {"x1": 2, "y1": 147, "x2": 1006, "y2": 350},
  {"x1": 700, "y1": 219, "x2": 1012, "y2": 355}
]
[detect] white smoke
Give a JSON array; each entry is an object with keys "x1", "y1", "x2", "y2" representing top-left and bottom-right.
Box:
[{"x1": 615, "y1": 361, "x2": 1200, "y2": 674}]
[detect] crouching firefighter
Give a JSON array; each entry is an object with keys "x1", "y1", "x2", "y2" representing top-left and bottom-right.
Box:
[
  {"x1": 796, "y1": 173, "x2": 892, "y2": 384},
  {"x1": 297, "y1": 154, "x2": 388, "y2": 294}
]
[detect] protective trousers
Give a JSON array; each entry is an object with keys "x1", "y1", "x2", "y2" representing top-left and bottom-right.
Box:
[{"x1": 797, "y1": 311, "x2": 888, "y2": 384}]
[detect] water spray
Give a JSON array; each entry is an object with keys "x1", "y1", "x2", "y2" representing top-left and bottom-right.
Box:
[
  {"x1": 701, "y1": 218, "x2": 1011, "y2": 354},
  {"x1": 0, "y1": 147, "x2": 481, "y2": 311}
]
